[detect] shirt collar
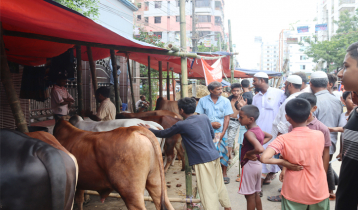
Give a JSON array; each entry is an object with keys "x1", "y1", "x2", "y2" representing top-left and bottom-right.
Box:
[
  {"x1": 307, "y1": 117, "x2": 317, "y2": 126},
  {"x1": 258, "y1": 87, "x2": 271, "y2": 95},
  {"x1": 207, "y1": 94, "x2": 223, "y2": 103},
  {"x1": 292, "y1": 126, "x2": 310, "y2": 131},
  {"x1": 315, "y1": 89, "x2": 329, "y2": 96}
]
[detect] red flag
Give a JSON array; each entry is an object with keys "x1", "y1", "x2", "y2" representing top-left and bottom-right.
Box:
[{"x1": 201, "y1": 58, "x2": 223, "y2": 85}]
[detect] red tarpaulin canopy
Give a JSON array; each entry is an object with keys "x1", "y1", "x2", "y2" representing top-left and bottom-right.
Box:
[{"x1": 1, "y1": 0, "x2": 166, "y2": 66}]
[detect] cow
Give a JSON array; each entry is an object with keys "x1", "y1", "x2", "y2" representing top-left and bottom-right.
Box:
[
  {"x1": 69, "y1": 115, "x2": 165, "y2": 149},
  {"x1": 155, "y1": 97, "x2": 199, "y2": 116},
  {"x1": 116, "y1": 110, "x2": 182, "y2": 120},
  {"x1": 53, "y1": 119, "x2": 174, "y2": 210},
  {"x1": 133, "y1": 115, "x2": 185, "y2": 172},
  {"x1": 0, "y1": 129, "x2": 77, "y2": 210}
]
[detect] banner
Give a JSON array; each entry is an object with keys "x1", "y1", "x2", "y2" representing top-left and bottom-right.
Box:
[
  {"x1": 203, "y1": 39, "x2": 211, "y2": 47},
  {"x1": 315, "y1": 24, "x2": 327, "y2": 32},
  {"x1": 297, "y1": 26, "x2": 309, "y2": 33},
  {"x1": 287, "y1": 38, "x2": 298, "y2": 44},
  {"x1": 201, "y1": 58, "x2": 223, "y2": 85}
]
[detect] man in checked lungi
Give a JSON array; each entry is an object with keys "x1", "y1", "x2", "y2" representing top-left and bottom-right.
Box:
[{"x1": 195, "y1": 81, "x2": 234, "y2": 184}]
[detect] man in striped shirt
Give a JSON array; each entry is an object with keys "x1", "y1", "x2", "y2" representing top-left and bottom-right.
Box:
[{"x1": 336, "y1": 42, "x2": 358, "y2": 210}]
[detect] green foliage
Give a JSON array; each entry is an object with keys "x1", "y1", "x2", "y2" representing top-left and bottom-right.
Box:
[
  {"x1": 54, "y1": 0, "x2": 99, "y2": 19},
  {"x1": 134, "y1": 28, "x2": 166, "y2": 48},
  {"x1": 303, "y1": 10, "x2": 358, "y2": 72}
]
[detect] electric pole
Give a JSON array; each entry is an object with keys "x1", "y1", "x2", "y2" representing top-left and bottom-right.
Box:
[
  {"x1": 192, "y1": 0, "x2": 197, "y2": 52},
  {"x1": 180, "y1": 0, "x2": 188, "y2": 99}
]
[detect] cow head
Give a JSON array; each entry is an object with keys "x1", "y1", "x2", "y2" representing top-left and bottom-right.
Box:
[{"x1": 69, "y1": 115, "x2": 84, "y2": 126}]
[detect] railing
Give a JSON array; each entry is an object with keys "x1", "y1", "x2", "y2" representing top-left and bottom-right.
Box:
[{"x1": 339, "y1": 0, "x2": 355, "y2": 5}]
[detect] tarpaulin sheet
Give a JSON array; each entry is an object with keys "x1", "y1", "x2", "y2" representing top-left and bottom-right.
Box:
[
  {"x1": 1, "y1": 0, "x2": 166, "y2": 66},
  {"x1": 235, "y1": 68, "x2": 283, "y2": 77}
]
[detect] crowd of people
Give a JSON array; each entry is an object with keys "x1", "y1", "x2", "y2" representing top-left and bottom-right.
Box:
[{"x1": 140, "y1": 41, "x2": 358, "y2": 210}]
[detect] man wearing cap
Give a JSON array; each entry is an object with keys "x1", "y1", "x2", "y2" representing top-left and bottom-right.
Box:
[
  {"x1": 293, "y1": 72, "x2": 311, "y2": 93},
  {"x1": 252, "y1": 72, "x2": 286, "y2": 187},
  {"x1": 310, "y1": 71, "x2": 342, "y2": 200}
]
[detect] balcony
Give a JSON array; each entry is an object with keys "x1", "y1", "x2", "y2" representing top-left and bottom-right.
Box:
[
  {"x1": 338, "y1": 0, "x2": 356, "y2": 13},
  {"x1": 339, "y1": 0, "x2": 355, "y2": 6}
]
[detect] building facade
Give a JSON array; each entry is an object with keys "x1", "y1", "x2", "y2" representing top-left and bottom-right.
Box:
[
  {"x1": 133, "y1": 0, "x2": 226, "y2": 51},
  {"x1": 261, "y1": 42, "x2": 279, "y2": 71},
  {"x1": 316, "y1": 0, "x2": 358, "y2": 41}
]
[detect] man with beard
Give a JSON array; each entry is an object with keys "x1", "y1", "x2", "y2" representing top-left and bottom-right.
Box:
[
  {"x1": 335, "y1": 41, "x2": 358, "y2": 210},
  {"x1": 266, "y1": 75, "x2": 303, "y2": 202},
  {"x1": 252, "y1": 72, "x2": 286, "y2": 193}
]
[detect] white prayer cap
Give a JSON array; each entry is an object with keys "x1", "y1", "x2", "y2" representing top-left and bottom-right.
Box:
[
  {"x1": 253, "y1": 72, "x2": 269, "y2": 78},
  {"x1": 311, "y1": 71, "x2": 328, "y2": 79},
  {"x1": 286, "y1": 75, "x2": 302, "y2": 85}
]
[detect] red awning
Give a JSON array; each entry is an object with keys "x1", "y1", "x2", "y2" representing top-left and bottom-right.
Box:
[{"x1": 1, "y1": 0, "x2": 166, "y2": 66}]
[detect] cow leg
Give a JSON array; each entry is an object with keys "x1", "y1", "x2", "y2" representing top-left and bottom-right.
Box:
[
  {"x1": 75, "y1": 189, "x2": 85, "y2": 210},
  {"x1": 174, "y1": 140, "x2": 185, "y2": 171},
  {"x1": 113, "y1": 184, "x2": 146, "y2": 210},
  {"x1": 146, "y1": 171, "x2": 175, "y2": 210},
  {"x1": 171, "y1": 148, "x2": 177, "y2": 166}
]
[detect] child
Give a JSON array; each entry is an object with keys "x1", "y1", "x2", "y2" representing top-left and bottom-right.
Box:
[
  {"x1": 237, "y1": 105, "x2": 272, "y2": 210},
  {"x1": 261, "y1": 98, "x2": 329, "y2": 210},
  {"x1": 139, "y1": 97, "x2": 232, "y2": 210}
]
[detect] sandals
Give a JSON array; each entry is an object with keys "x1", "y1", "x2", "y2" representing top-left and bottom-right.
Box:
[
  {"x1": 263, "y1": 173, "x2": 277, "y2": 185},
  {"x1": 267, "y1": 195, "x2": 282, "y2": 202},
  {"x1": 259, "y1": 189, "x2": 263, "y2": 197},
  {"x1": 224, "y1": 177, "x2": 230, "y2": 184}
]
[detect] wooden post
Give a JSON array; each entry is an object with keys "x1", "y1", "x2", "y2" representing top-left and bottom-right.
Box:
[
  {"x1": 126, "y1": 56, "x2": 136, "y2": 113},
  {"x1": 86, "y1": 46, "x2": 98, "y2": 108},
  {"x1": 166, "y1": 62, "x2": 170, "y2": 100},
  {"x1": 159, "y1": 61, "x2": 163, "y2": 98},
  {"x1": 148, "y1": 56, "x2": 152, "y2": 110},
  {"x1": 172, "y1": 70, "x2": 175, "y2": 101},
  {"x1": 0, "y1": 23, "x2": 28, "y2": 133},
  {"x1": 76, "y1": 45, "x2": 83, "y2": 116},
  {"x1": 179, "y1": 74, "x2": 182, "y2": 99},
  {"x1": 110, "y1": 49, "x2": 121, "y2": 114}
]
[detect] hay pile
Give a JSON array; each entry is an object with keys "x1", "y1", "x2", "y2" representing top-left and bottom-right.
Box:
[{"x1": 175, "y1": 84, "x2": 230, "y2": 99}]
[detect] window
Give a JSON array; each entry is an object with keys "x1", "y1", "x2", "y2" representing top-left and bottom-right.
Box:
[
  {"x1": 144, "y1": 2, "x2": 149, "y2": 11},
  {"x1": 267, "y1": 59, "x2": 269, "y2": 61},
  {"x1": 144, "y1": 17, "x2": 149, "y2": 25},
  {"x1": 267, "y1": 51, "x2": 269, "y2": 53},
  {"x1": 198, "y1": 15, "x2": 211, "y2": 22},
  {"x1": 198, "y1": 31, "x2": 211, "y2": 37},
  {"x1": 176, "y1": 16, "x2": 180, "y2": 22},
  {"x1": 300, "y1": 55, "x2": 307, "y2": 60},
  {"x1": 300, "y1": 65, "x2": 306, "y2": 70},
  {"x1": 137, "y1": 3, "x2": 141, "y2": 8},
  {"x1": 137, "y1": 15, "x2": 141, "y2": 21},
  {"x1": 154, "y1": 16, "x2": 161, "y2": 23},
  {"x1": 215, "y1": 1, "x2": 221, "y2": 9},
  {"x1": 176, "y1": 0, "x2": 180, "y2": 7},
  {"x1": 155, "y1": 1, "x2": 162, "y2": 8},
  {"x1": 215, "y1": 16, "x2": 221, "y2": 25},
  {"x1": 153, "y1": 32, "x2": 162, "y2": 38},
  {"x1": 196, "y1": 0, "x2": 211, "y2": 7}
]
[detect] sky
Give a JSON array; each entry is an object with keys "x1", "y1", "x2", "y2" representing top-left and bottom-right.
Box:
[{"x1": 225, "y1": 0, "x2": 318, "y2": 69}]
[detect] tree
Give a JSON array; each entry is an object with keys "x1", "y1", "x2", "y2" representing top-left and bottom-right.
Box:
[
  {"x1": 54, "y1": 0, "x2": 99, "y2": 19},
  {"x1": 303, "y1": 10, "x2": 358, "y2": 72}
]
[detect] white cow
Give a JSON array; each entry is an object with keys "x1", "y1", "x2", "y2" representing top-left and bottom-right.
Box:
[{"x1": 69, "y1": 115, "x2": 165, "y2": 150}]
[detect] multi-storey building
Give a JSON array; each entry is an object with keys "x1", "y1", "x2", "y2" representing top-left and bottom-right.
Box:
[
  {"x1": 261, "y1": 42, "x2": 279, "y2": 71},
  {"x1": 316, "y1": 0, "x2": 358, "y2": 41},
  {"x1": 132, "y1": 0, "x2": 226, "y2": 51}
]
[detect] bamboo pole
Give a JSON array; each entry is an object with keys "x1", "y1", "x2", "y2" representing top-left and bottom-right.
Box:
[
  {"x1": 76, "y1": 45, "x2": 83, "y2": 116},
  {"x1": 86, "y1": 46, "x2": 98, "y2": 108},
  {"x1": 110, "y1": 49, "x2": 121, "y2": 114},
  {"x1": 166, "y1": 62, "x2": 170, "y2": 100},
  {"x1": 228, "y1": 19, "x2": 234, "y2": 84},
  {"x1": 87, "y1": 46, "x2": 98, "y2": 92},
  {"x1": 159, "y1": 61, "x2": 163, "y2": 98},
  {"x1": 0, "y1": 23, "x2": 28, "y2": 133},
  {"x1": 85, "y1": 190, "x2": 201, "y2": 203},
  {"x1": 148, "y1": 56, "x2": 152, "y2": 110},
  {"x1": 172, "y1": 70, "x2": 175, "y2": 101},
  {"x1": 4, "y1": 30, "x2": 237, "y2": 60},
  {"x1": 126, "y1": 57, "x2": 136, "y2": 113}
]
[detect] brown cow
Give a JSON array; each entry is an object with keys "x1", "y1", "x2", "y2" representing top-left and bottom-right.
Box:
[
  {"x1": 136, "y1": 116, "x2": 185, "y2": 172},
  {"x1": 26, "y1": 131, "x2": 78, "y2": 210},
  {"x1": 155, "y1": 97, "x2": 199, "y2": 116},
  {"x1": 53, "y1": 119, "x2": 174, "y2": 210},
  {"x1": 116, "y1": 110, "x2": 182, "y2": 120}
]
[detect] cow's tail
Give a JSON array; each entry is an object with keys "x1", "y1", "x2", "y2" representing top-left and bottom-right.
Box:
[
  {"x1": 135, "y1": 128, "x2": 168, "y2": 210},
  {"x1": 36, "y1": 143, "x2": 67, "y2": 210},
  {"x1": 155, "y1": 97, "x2": 164, "y2": 110}
]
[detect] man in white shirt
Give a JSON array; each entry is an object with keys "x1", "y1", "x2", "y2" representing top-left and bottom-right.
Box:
[
  {"x1": 252, "y1": 72, "x2": 286, "y2": 189},
  {"x1": 293, "y1": 72, "x2": 311, "y2": 93},
  {"x1": 135, "y1": 95, "x2": 149, "y2": 111},
  {"x1": 332, "y1": 87, "x2": 342, "y2": 99}
]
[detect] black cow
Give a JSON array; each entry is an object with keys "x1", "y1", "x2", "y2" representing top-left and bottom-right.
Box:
[{"x1": 0, "y1": 129, "x2": 77, "y2": 210}]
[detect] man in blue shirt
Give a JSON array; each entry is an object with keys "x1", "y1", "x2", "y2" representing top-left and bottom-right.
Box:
[
  {"x1": 195, "y1": 81, "x2": 234, "y2": 184},
  {"x1": 139, "y1": 97, "x2": 232, "y2": 210}
]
